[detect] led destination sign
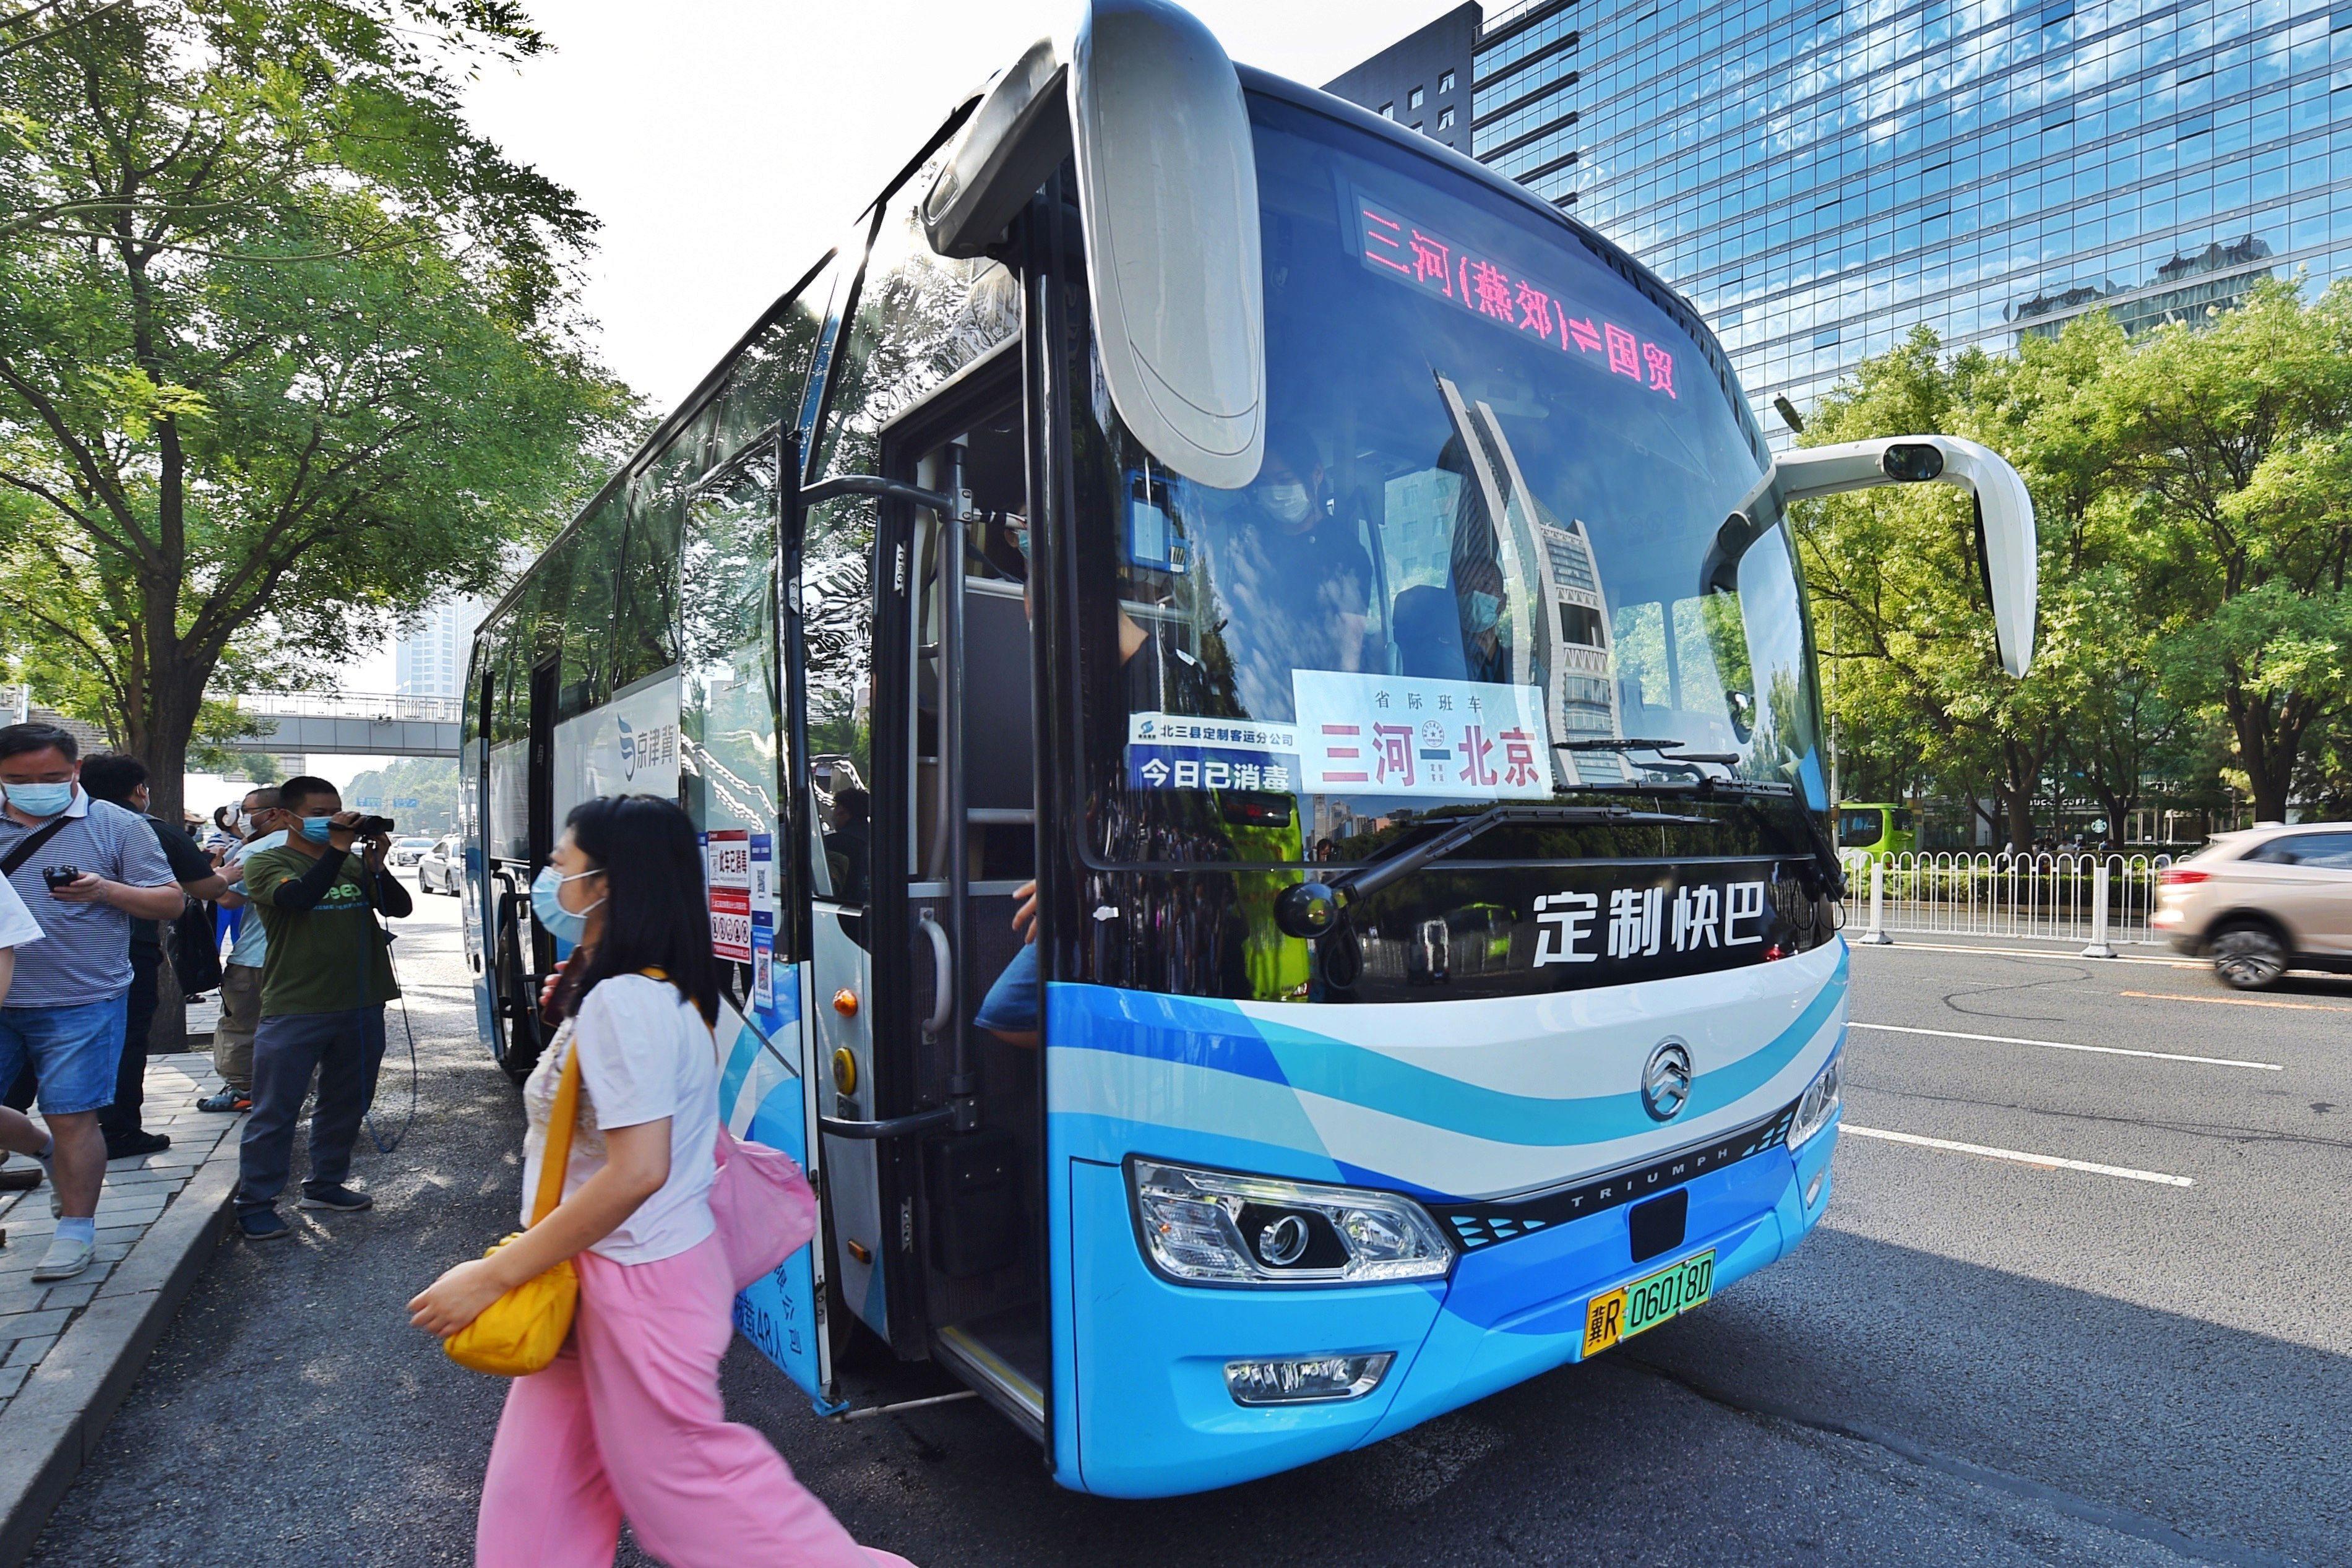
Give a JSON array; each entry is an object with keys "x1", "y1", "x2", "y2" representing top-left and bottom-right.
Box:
[{"x1": 1355, "y1": 189, "x2": 1679, "y2": 400}]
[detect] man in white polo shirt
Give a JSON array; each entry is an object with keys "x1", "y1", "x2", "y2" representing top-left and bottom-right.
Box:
[{"x1": 0, "y1": 724, "x2": 183, "y2": 1281}]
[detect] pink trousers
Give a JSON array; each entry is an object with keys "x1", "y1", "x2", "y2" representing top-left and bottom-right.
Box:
[{"x1": 476, "y1": 1231, "x2": 914, "y2": 1568}]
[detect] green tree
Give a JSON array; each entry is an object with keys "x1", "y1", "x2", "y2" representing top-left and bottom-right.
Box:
[
  {"x1": 0, "y1": 0, "x2": 634, "y2": 823},
  {"x1": 2066, "y1": 278, "x2": 2352, "y2": 822},
  {"x1": 1794, "y1": 328, "x2": 2097, "y2": 850},
  {"x1": 343, "y1": 755, "x2": 458, "y2": 834}
]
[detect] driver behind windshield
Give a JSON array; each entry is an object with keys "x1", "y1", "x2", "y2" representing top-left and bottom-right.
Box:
[{"x1": 1207, "y1": 434, "x2": 1379, "y2": 712}]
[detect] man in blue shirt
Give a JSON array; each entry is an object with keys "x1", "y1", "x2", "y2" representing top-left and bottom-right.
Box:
[{"x1": 0, "y1": 725, "x2": 184, "y2": 1281}]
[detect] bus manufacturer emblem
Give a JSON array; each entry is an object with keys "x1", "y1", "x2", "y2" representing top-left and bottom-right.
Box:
[{"x1": 1642, "y1": 1040, "x2": 1693, "y2": 1121}]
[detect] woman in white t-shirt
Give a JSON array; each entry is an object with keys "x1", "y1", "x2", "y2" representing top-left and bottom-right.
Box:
[
  {"x1": 408, "y1": 795, "x2": 911, "y2": 1568},
  {"x1": 0, "y1": 873, "x2": 54, "y2": 1181}
]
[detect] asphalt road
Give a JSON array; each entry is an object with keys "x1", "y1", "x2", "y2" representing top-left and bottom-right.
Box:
[{"x1": 27, "y1": 898, "x2": 2350, "y2": 1567}]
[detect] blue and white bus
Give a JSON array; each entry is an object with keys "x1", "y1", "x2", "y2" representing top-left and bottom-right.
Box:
[{"x1": 460, "y1": 0, "x2": 2037, "y2": 1499}]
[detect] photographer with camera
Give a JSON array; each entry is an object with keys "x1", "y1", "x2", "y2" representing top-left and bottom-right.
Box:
[
  {"x1": 0, "y1": 724, "x2": 184, "y2": 1282},
  {"x1": 235, "y1": 775, "x2": 411, "y2": 1242}
]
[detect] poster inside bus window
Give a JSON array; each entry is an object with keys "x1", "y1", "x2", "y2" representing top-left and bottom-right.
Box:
[
  {"x1": 1124, "y1": 712, "x2": 1301, "y2": 793},
  {"x1": 705, "y1": 828, "x2": 752, "y2": 962},
  {"x1": 1126, "y1": 467, "x2": 1187, "y2": 573},
  {"x1": 1293, "y1": 670, "x2": 1552, "y2": 799}
]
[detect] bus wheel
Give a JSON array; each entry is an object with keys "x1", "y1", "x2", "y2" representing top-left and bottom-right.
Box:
[{"x1": 493, "y1": 922, "x2": 545, "y2": 1084}]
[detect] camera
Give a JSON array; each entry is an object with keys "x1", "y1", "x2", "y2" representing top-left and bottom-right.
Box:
[
  {"x1": 346, "y1": 815, "x2": 395, "y2": 835},
  {"x1": 41, "y1": 866, "x2": 81, "y2": 892}
]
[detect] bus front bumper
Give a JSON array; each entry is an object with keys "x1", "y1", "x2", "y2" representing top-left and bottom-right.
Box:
[{"x1": 1061, "y1": 1118, "x2": 1838, "y2": 1496}]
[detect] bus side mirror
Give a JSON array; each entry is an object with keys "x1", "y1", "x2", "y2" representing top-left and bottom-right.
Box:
[
  {"x1": 1773, "y1": 434, "x2": 2038, "y2": 678},
  {"x1": 921, "y1": 0, "x2": 1266, "y2": 491}
]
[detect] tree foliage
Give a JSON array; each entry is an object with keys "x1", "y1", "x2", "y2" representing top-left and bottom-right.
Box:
[
  {"x1": 1797, "y1": 280, "x2": 2352, "y2": 843},
  {"x1": 0, "y1": 0, "x2": 635, "y2": 821}
]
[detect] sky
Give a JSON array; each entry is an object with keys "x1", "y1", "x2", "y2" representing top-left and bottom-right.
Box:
[
  {"x1": 278, "y1": 0, "x2": 1450, "y2": 800},
  {"x1": 458, "y1": 0, "x2": 1452, "y2": 410}
]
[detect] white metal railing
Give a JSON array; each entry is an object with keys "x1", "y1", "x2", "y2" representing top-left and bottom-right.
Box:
[
  {"x1": 1841, "y1": 850, "x2": 2175, "y2": 950},
  {"x1": 231, "y1": 690, "x2": 461, "y2": 723}
]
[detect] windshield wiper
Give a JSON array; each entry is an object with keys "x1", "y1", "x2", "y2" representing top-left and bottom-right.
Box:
[
  {"x1": 1559, "y1": 777, "x2": 1846, "y2": 898},
  {"x1": 1272, "y1": 801, "x2": 1708, "y2": 938},
  {"x1": 1559, "y1": 736, "x2": 1742, "y2": 782}
]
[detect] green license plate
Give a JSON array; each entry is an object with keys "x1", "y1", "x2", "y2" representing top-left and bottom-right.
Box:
[{"x1": 1580, "y1": 1249, "x2": 1716, "y2": 1358}]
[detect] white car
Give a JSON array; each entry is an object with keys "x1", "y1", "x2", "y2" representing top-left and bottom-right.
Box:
[
  {"x1": 416, "y1": 835, "x2": 464, "y2": 895},
  {"x1": 388, "y1": 835, "x2": 437, "y2": 868},
  {"x1": 2152, "y1": 821, "x2": 2352, "y2": 988}
]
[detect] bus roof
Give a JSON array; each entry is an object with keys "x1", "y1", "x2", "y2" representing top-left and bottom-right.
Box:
[{"x1": 483, "y1": 46, "x2": 1764, "y2": 635}]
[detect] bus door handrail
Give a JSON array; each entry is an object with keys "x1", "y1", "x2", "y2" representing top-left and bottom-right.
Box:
[{"x1": 791, "y1": 446, "x2": 983, "y2": 1143}]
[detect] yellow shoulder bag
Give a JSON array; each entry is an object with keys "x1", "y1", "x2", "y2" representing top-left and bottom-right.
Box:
[{"x1": 442, "y1": 1036, "x2": 583, "y2": 1377}]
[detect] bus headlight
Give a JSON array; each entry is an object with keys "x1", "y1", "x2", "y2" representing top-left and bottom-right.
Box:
[
  {"x1": 1128, "y1": 1159, "x2": 1454, "y2": 1286},
  {"x1": 1787, "y1": 1053, "x2": 1842, "y2": 1150}
]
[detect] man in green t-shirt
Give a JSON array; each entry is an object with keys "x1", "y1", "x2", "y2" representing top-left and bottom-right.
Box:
[{"x1": 234, "y1": 775, "x2": 411, "y2": 1241}]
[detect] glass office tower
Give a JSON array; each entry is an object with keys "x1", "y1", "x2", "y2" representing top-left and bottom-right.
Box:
[{"x1": 1334, "y1": 0, "x2": 2343, "y2": 439}]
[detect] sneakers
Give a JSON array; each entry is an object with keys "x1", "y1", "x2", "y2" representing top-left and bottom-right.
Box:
[
  {"x1": 196, "y1": 1088, "x2": 251, "y2": 1113},
  {"x1": 104, "y1": 1130, "x2": 171, "y2": 1160},
  {"x1": 238, "y1": 1208, "x2": 291, "y2": 1241},
  {"x1": 31, "y1": 1234, "x2": 92, "y2": 1282},
  {"x1": 297, "y1": 1184, "x2": 373, "y2": 1213}
]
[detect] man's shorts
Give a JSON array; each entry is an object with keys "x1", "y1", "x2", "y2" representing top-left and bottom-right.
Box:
[
  {"x1": 974, "y1": 942, "x2": 1040, "y2": 1035},
  {"x1": 0, "y1": 994, "x2": 132, "y2": 1116}
]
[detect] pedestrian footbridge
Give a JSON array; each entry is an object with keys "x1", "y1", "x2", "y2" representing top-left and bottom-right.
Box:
[{"x1": 223, "y1": 691, "x2": 459, "y2": 758}]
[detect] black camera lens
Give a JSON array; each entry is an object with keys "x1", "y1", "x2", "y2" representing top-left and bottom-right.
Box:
[{"x1": 1881, "y1": 442, "x2": 1945, "y2": 483}]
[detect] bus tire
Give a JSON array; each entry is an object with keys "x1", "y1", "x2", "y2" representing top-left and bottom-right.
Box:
[{"x1": 492, "y1": 918, "x2": 545, "y2": 1084}]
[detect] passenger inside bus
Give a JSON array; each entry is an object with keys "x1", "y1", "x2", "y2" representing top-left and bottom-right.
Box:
[
  {"x1": 1209, "y1": 437, "x2": 1379, "y2": 690},
  {"x1": 967, "y1": 510, "x2": 1174, "y2": 1049}
]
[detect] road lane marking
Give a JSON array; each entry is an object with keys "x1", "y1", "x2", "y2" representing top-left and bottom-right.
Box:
[
  {"x1": 1840, "y1": 1124, "x2": 2194, "y2": 1186},
  {"x1": 1848, "y1": 940, "x2": 2201, "y2": 968},
  {"x1": 2116, "y1": 989, "x2": 2352, "y2": 1013},
  {"x1": 1848, "y1": 1020, "x2": 2282, "y2": 1072}
]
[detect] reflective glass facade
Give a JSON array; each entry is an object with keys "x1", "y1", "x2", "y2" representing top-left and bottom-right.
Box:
[{"x1": 1335, "y1": 0, "x2": 2344, "y2": 441}]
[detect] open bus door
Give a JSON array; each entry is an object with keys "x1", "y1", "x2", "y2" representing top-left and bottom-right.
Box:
[{"x1": 784, "y1": 343, "x2": 1046, "y2": 1434}]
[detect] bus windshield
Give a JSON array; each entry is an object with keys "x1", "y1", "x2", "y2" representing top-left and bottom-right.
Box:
[{"x1": 1078, "y1": 93, "x2": 1825, "y2": 861}]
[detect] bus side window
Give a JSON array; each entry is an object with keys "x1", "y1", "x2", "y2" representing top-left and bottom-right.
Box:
[
  {"x1": 802, "y1": 495, "x2": 876, "y2": 907},
  {"x1": 681, "y1": 450, "x2": 790, "y2": 897}
]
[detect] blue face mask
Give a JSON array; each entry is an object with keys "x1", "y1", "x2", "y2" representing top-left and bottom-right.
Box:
[
  {"x1": 299, "y1": 816, "x2": 336, "y2": 844},
  {"x1": 2, "y1": 782, "x2": 74, "y2": 819},
  {"x1": 531, "y1": 864, "x2": 605, "y2": 947}
]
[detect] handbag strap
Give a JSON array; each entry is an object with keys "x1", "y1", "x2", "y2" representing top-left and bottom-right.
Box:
[
  {"x1": 0, "y1": 816, "x2": 72, "y2": 879},
  {"x1": 528, "y1": 1035, "x2": 582, "y2": 1227}
]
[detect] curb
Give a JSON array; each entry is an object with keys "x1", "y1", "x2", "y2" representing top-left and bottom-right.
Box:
[{"x1": 0, "y1": 1131, "x2": 241, "y2": 1567}]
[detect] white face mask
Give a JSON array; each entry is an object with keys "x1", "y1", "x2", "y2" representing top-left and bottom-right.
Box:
[
  {"x1": 1465, "y1": 590, "x2": 1502, "y2": 633},
  {"x1": 1257, "y1": 481, "x2": 1312, "y2": 526}
]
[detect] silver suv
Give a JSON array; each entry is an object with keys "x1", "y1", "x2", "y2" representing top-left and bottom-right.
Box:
[{"x1": 2152, "y1": 822, "x2": 2352, "y2": 989}]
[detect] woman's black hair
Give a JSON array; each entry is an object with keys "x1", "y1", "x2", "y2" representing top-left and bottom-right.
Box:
[{"x1": 547, "y1": 793, "x2": 720, "y2": 1028}]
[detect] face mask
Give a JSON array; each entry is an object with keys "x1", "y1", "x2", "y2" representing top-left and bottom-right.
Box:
[
  {"x1": 299, "y1": 816, "x2": 336, "y2": 844},
  {"x1": 1257, "y1": 481, "x2": 1312, "y2": 526},
  {"x1": 1465, "y1": 590, "x2": 1502, "y2": 633},
  {"x1": 3, "y1": 782, "x2": 74, "y2": 819},
  {"x1": 531, "y1": 864, "x2": 605, "y2": 946}
]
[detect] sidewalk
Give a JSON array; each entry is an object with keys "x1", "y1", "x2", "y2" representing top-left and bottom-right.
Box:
[{"x1": 0, "y1": 1052, "x2": 242, "y2": 1566}]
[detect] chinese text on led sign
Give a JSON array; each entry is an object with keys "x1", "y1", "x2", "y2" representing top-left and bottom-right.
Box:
[{"x1": 1356, "y1": 192, "x2": 1677, "y2": 399}]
